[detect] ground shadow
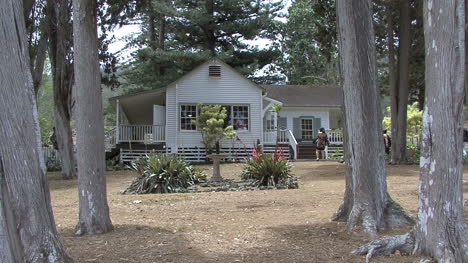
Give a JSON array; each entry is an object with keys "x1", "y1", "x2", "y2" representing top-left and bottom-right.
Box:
[
  {"x1": 59, "y1": 224, "x2": 214, "y2": 263},
  {"x1": 201, "y1": 222, "x2": 422, "y2": 263}
]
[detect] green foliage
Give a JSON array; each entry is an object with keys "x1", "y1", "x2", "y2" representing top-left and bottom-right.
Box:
[
  {"x1": 241, "y1": 153, "x2": 293, "y2": 187},
  {"x1": 36, "y1": 64, "x2": 54, "y2": 145},
  {"x1": 270, "y1": 104, "x2": 282, "y2": 114},
  {"x1": 196, "y1": 104, "x2": 237, "y2": 154},
  {"x1": 406, "y1": 144, "x2": 421, "y2": 163},
  {"x1": 125, "y1": 154, "x2": 207, "y2": 194},
  {"x1": 282, "y1": 0, "x2": 338, "y2": 85},
  {"x1": 382, "y1": 102, "x2": 423, "y2": 141},
  {"x1": 102, "y1": 0, "x2": 285, "y2": 89}
]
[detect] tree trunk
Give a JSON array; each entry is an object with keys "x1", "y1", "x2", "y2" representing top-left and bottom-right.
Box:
[
  {"x1": 414, "y1": 0, "x2": 467, "y2": 260},
  {"x1": 465, "y1": 0, "x2": 468, "y2": 106},
  {"x1": 72, "y1": 0, "x2": 113, "y2": 235},
  {"x1": 48, "y1": 0, "x2": 76, "y2": 179},
  {"x1": 0, "y1": 0, "x2": 72, "y2": 261},
  {"x1": 29, "y1": 4, "x2": 50, "y2": 97},
  {"x1": 392, "y1": 0, "x2": 411, "y2": 164},
  {"x1": 204, "y1": 0, "x2": 216, "y2": 55},
  {"x1": 354, "y1": 1, "x2": 468, "y2": 261},
  {"x1": 334, "y1": 0, "x2": 413, "y2": 237},
  {"x1": 387, "y1": 0, "x2": 398, "y2": 158},
  {"x1": 54, "y1": 98, "x2": 76, "y2": 179}
]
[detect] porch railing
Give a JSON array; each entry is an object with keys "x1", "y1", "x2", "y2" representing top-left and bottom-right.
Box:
[
  {"x1": 326, "y1": 129, "x2": 343, "y2": 145},
  {"x1": 263, "y1": 129, "x2": 288, "y2": 144},
  {"x1": 118, "y1": 125, "x2": 165, "y2": 143},
  {"x1": 104, "y1": 126, "x2": 116, "y2": 151},
  {"x1": 287, "y1": 130, "x2": 298, "y2": 160}
]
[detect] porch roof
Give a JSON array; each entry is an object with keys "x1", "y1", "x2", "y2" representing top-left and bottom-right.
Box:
[
  {"x1": 109, "y1": 88, "x2": 166, "y2": 124},
  {"x1": 261, "y1": 85, "x2": 343, "y2": 108}
]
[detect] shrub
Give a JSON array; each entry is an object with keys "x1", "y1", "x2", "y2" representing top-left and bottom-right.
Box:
[
  {"x1": 241, "y1": 148, "x2": 293, "y2": 187},
  {"x1": 124, "y1": 154, "x2": 207, "y2": 194},
  {"x1": 406, "y1": 144, "x2": 421, "y2": 163}
]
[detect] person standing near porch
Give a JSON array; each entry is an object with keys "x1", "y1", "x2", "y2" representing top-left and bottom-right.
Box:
[
  {"x1": 383, "y1": 130, "x2": 391, "y2": 154},
  {"x1": 315, "y1": 128, "x2": 329, "y2": 161}
]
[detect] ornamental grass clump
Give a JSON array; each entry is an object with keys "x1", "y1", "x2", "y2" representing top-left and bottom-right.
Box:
[
  {"x1": 241, "y1": 147, "x2": 293, "y2": 187},
  {"x1": 124, "y1": 153, "x2": 207, "y2": 194}
]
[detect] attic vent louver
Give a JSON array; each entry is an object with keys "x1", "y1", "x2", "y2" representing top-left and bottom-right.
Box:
[{"x1": 208, "y1": 65, "x2": 221, "y2": 77}]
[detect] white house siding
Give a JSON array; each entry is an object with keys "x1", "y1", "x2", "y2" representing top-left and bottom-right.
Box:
[
  {"x1": 166, "y1": 61, "x2": 263, "y2": 151},
  {"x1": 280, "y1": 107, "x2": 330, "y2": 139}
]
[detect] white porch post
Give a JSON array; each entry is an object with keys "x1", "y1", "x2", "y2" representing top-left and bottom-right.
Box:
[{"x1": 116, "y1": 99, "x2": 120, "y2": 144}]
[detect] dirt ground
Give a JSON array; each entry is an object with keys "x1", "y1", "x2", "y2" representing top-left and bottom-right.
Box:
[{"x1": 48, "y1": 161, "x2": 468, "y2": 263}]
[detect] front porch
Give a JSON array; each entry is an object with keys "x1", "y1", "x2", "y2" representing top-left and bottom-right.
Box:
[{"x1": 106, "y1": 124, "x2": 344, "y2": 163}]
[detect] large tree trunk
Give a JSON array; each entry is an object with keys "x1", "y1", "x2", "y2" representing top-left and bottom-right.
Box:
[
  {"x1": 48, "y1": 0, "x2": 76, "y2": 179},
  {"x1": 391, "y1": 0, "x2": 411, "y2": 164},
  {"x1": 29, "y1": 3, "x2": 50, "y2": 97},
  {"x1": 204, "y1": 0, "x2": 216, "y2": 55},
  {"x1": 334, "y1": 0, "x2": 413, "y2": 237},
  {"x1": 73, "y1": 0, "x2": 113, "y2": 235},
  {"x1": 0, "y1": 0, "x2": 72, "y2": 261},
  {"x1": 354, "y1": 1, "x2": 468, "y2": 261},
  {"x1": 414, "y1": 0, "x2": 467, "y2": 260},
  {"x1": 387, "y1": 0, "x2": 398, "y2": 157}
]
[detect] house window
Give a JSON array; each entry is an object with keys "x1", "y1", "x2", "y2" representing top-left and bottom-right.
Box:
[
  {"x1": 301, "y1": 119, "x2": 314, "y2": 140},
  {"x1": 208, "y1": 65, "x2": 221, "y2": 77},
  {"x1": 232, "y1": 105, "x2": 249, "y2": 131},
  {"x1": 180, "y1": 105, "x2": 197, "y2": 130}
]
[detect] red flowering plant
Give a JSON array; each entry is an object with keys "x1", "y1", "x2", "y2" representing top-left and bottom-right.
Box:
[{"x1": 241, "y1": 145, "x2": 292, "y2": 187}]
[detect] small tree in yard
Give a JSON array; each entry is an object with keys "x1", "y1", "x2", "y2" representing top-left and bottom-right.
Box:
[
  {"x1": 354, "y1": 1, "x2": 468, "y2": 262},
  {"x1": 196, "y1": 104, "x2": 236, "y2": 154}
]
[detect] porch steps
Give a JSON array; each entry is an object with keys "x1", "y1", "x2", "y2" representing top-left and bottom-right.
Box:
[{"x1": 297, "y1": 144, "x2": 317, "y2": 160}]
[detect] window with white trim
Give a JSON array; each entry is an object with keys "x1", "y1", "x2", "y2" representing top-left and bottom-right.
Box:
[
  {"x1": 232, "y1": 105, "x2": 249, "y2": 131},
  {"x1": 180, "y1": 105, "x2": 197, "y2": 130}
]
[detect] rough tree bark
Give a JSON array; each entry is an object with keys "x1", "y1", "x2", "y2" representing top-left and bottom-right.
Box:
[
  {"x1": 333, "y1": 0, "x2": 413, "y2": 237},
  {"x1": 28, "y1": 2, "x2": 50, "y2": 97},
  {"x1": 387, "y1": 0, "x2": 398, "y2": 158},
  {"x1": 48, "y1": 0, "x2": 77, "y2": 179},
  {"x1": 391, "y1": 0, "x2": 411, "y2": 164},
  {"x1": 354, "y1": 1, "x2": 468, "y2": 262},
  {"x1": 73, "y1": 0, "x2": 113, "y2": 235},
  {"x1": 0, "y1": 0, "x2": 72, "y2": 261}
]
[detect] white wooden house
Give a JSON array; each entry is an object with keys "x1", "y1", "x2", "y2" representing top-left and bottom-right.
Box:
[{"x1": 108, "y1": 59, "x2": 343, "y2": 162}]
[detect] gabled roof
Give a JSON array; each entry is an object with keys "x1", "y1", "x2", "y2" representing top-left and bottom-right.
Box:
[
  {"x1": 109, "y1": 58, "x2": 263, "y2": 102},
  {"x1": 261, "y1": 85, "x2": 343, "y2": 107}
]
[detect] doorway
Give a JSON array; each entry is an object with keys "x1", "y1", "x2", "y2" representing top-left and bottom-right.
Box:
[{"x1": 301, "y1": 119, "x2": 314, "y2": 141}]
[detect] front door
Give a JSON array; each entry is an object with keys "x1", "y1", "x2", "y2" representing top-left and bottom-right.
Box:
[{"x1": 301, "y1": 119, "x2": 314, "y2": 141}]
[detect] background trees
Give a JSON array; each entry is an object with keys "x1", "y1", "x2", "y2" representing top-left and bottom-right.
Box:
[{"x1": 102, "y1": 0, "x2": 285, "y2": 89}]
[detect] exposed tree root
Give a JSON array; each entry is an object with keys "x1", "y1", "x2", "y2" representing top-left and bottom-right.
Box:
[
  {"x1": 352, "y1": 232, "x2": 414, "y2": 263},
  {"x1": 383, "y1": 195, "x2": 415, "y2": 227},
  {"x1": 354, "y1": 225, "x2": 468, "y2": 263},
  {"x1": 332, "y1": 196, "x2": 414, "y2": 238},
  {"x1": 332, "y1": 203, "x2": 349, "y2": 222}
]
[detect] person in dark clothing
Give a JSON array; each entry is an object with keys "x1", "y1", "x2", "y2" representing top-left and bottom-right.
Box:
[
  {"x1": 51, "y1": 127, "x2": 59, "y2": 150},
  {"x1": 315, "y1": 128, "x2": 329, "y2": 161},
  {"x1": 383, "y1": 130, "x2": 391, "y2": 154}
]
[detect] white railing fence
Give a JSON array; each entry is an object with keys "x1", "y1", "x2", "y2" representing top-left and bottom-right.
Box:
[
  {"x1": 326, "y1": 129, "x2": 343, "y2": 145},
  {"x1": 118, "y1": 125, "x2": 165, "y2": 143},
  {"x1": 263, "y1": 129, "x2": 288, "y2": 144},
  {"x1": 287, "y1": 130, "x2": 298, "y2": 160},
  {"x1": 104, "y1": 126, "x2": 116, "y2": 151}
]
